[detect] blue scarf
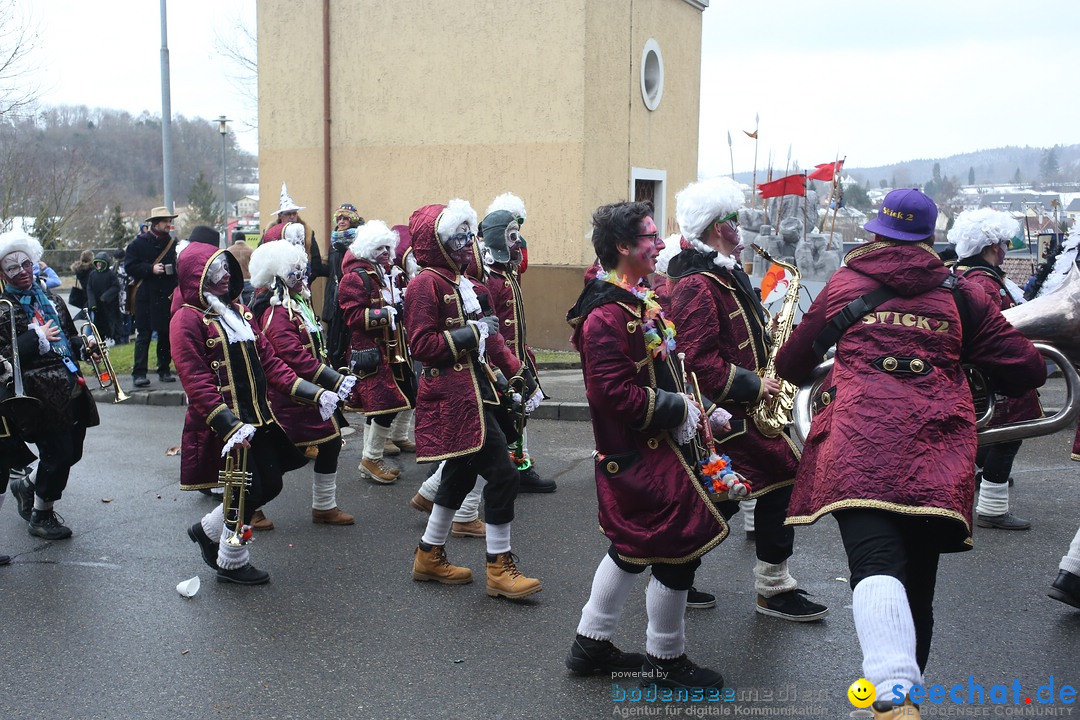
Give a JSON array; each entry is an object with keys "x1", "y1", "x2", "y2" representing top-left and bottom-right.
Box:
[{"x1": 4, "y1": 281, "x2": 74, "y2": 358}]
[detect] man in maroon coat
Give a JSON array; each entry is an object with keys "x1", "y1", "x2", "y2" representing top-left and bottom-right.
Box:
[
  {"x1": 404, "y1": 199, "x2": 541, "y2": 600},
  {"x1": 776, "y1": 189, "x2": 1045, "y2": 716},
  {"x1": 564, "y1": 200, "x2": 730, "y2": 690},
  {"x1": 667, "y1": 177, "x2": 827, "y2": 622}
]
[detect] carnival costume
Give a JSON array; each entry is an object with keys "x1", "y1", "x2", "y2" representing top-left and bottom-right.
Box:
[
  {"x1": 775, "y1": 189, "x2": 1045, "y2": 715},
  {"x1": 260, "y1": 183, "x2": 327, "y2": 281},
  {"x1": 249, "y1": 241, "x2": 356, "y2": 526},
  {"x1": 172, "y1": 243, "x2": 340, "y2": 585}
]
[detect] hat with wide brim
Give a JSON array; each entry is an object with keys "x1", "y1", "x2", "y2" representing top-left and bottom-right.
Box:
[{"x1": 146, "y1": 206, "x2": 179, "y2": 223}]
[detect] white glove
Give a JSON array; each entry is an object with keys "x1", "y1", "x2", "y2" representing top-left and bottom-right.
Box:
[
  {"x1": 672, "y1": 394, "x2": 702, "y2": 446},
  {"x1": 709, "y1": 407, "x2": 732, "y2": 434},
  {"x1": 222, "y1": 423, "x2": 256, "y2": 457},
  {"x1": 524, "y1": 387, "x2": 544, "y2": 415},
  {"x1": 318, "y1": 390, "x2": 340, "y2": 421},
  {"x1": 337, "y1": 375, "x2": 357, "y2": 404}
]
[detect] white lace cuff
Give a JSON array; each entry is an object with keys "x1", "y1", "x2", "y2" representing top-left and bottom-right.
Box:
[
  {"x1": 318, "y1": 390, "x2": 340, "y2": 421},
  {"x1": 337, "y1": 375, "x2": 357, "y2": 403},
  {"x1": 672, "y1": 395, "x2": 701, "y2": 446},
  {"x1": 524, "y1": 387, "x2": 543, "y2": 414},
  {"x1": 221, "y1": 423, "x2": 256, "y2": 457},
  {"x1": 467, "y1": 319, "x2": 490, "y2": 360},
  {"x1": 31, "y1": 323, "x2": 50, "y2": 354},
  {"x1": 709, "y1": 407, "x2": 733, "y2": 433}
]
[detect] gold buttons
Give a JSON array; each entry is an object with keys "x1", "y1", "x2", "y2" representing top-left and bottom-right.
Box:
[
  {"x1": 443, "y1": 294, "x2": 456, "y2": 303},
  {"x1": 243, "y1": 312, "x2": 253, "y2": 321},
  {"x1": 882, "y1": 357, "x2": 898, "y2": 372},
  {"x1": 627, "y1": 321, "x2": 639, "y2": 334},
  {"x1": 646, "y1": 438, "x2": 659, "y2": 450},
  {"x1": 910, "y1": 359, "x2": 925, "y2": 373},
  {"x1": 430, "y1": 368, "x2": 440, "y2": 377},
  {"x1": 211, "y1": 360, "x2": 222, "y2": 370},
  {"x1": 504, "y1": 319, "x2": 513, "y2": 326},
  {"x1": 606, "y1": 461, "x2": 619, "y2": 474},
  {"x1": 820, "y1": 392, "x2": 831, "y2": 406},
  {"x1": 205, "y1": 337, "x2": 218, "y2": 348},
  {"x1": 453, "y1": 363, "x2": 463, "y2": 371}
]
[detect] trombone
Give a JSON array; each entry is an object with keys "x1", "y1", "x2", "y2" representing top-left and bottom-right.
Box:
[
  {"x1": 79, "y1": 321, "x2": 129, "y2": 403},
  {"x1": 218, "y1": 445, "x2": 252, "y2": 547},
  {"x1": 0, "y1": 298, "x2": 41, "y2": 416}
]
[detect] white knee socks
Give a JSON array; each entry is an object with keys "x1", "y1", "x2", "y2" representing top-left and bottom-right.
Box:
[
  {"x1": 486, "y1": 522, "x2": 511, "y2": 555},
  {"x1": 645, "y1": 578, "x2": 687, "y2": 659},
  {"x1": 390, "y1": 410, "x2": 414, "y2": 442},
  {"x1": 976, "y1": 479, "x2": 1009, "y2": 516},
  {"x1": 742, "y1": 498, "x2": 757, "y2": 533},
  {"x1": 422, "y1": 504, "x2": 456, "y2": 547},
  {"x1": 577, "y1": 555, "x2": 638, "y2": 641},
  {"x1": 312, "y1": 471, "x2": 337, "y2": 511},
  {"x1": 216, "y1": 527, "x2": 250, "y2": 570},
  {"x1": 852, "y1": 575, "x2": 921, "y2": 699},
  {"x1": 200, "y1": 505, "x2": 225, "y2": 541},
  {"x1": 363, "y1": 422, "x2": 390, "y2": 461},
  {"x1": 754, "y1": 559, "x2": 798, "y2": 598},
  {"x1": 1061, "y1": 526, "x2": 1080, "y2": 576}
]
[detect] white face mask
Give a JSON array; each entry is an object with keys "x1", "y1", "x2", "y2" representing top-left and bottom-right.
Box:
[
  {"x1": 284, "y1": 262, "x2": 306, "y2": 289},
  {"x1": 207, "y1": 255, "x2": 229, "y2": 285},
  {"x1": 1, "y1": 251, "x2": 32, "y2": 280}
]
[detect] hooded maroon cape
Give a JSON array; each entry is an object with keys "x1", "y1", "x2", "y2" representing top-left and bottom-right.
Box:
[{"x1": 775, "y1": 241, "x2": 1045, "y2": 551}]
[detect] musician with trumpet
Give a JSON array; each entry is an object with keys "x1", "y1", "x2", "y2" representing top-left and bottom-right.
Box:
[
  {"x1": 666, "y1": 177, "x2": 827, "y2": 623},
  {"x1": 775, "y1": 189, "x2": 1046, "y2": 718},
  {"x1": 0, "y1": 229, "x2": 101, "y2": 540}
]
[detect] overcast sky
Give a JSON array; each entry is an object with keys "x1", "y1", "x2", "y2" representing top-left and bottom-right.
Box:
[{"x1": 16, "y1": 0, "x2": 1080, "y2": 178}]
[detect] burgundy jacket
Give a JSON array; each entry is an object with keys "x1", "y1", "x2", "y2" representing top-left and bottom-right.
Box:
[
  {"x1": 169, "y1": 243, "x2": 324, "y2": 489},
  {"x1": 337, "y1": 251, "x2": 413, "y2": 415},
  {"x1": 485, "y1": 264, "x2": 538, "y2": 375},
  {"x1": 404, "y1": 204, "x2": 523, "y2": 463},
  {"x1": 954, "y1": 260, "x2": 1042, "y2": 425},
  {"x1": 567, "y1": 278, "x2": 728, "y2": 565},
  {"x1": 775, "y1": 241, "x2": 1046, "y2": 552},
  {"x1": 666, "y1": 250, "x2": 799, "y2": 496},
  {"x1": 252, "y1": 294, "x2": 347, "y2": 446}
]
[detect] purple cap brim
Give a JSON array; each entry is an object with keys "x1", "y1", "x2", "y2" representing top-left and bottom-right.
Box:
[{"x1": 863, "y1": 216, "x2": 932, "y2": 242}]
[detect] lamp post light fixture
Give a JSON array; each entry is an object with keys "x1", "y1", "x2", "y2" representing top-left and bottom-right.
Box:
[{"x1": 218, "y1": 115, "x2": 229, "y2": 247}]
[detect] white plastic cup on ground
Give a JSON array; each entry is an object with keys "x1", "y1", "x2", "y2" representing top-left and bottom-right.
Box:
[{"x1": 176, "y1": 576, "x2": 201, "y2": 598}]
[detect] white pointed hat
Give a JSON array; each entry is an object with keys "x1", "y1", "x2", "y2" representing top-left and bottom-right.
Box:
[{"x1": 276, "y1": 182, "x2": 305, "y2": 215}]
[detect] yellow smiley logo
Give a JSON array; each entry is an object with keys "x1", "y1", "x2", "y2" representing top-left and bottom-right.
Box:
[{"x1": 848, "y1": 678, "x2": 876, "y2": 708}]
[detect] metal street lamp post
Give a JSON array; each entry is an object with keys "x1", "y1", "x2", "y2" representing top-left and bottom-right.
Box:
[{"x1": 218, "y1": 115, "x2": 230, "y2": 247}]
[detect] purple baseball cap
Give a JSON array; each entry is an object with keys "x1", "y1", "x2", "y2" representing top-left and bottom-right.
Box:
[{"x1": 864, "y1": 188, "x2": 938, "y2": 242}]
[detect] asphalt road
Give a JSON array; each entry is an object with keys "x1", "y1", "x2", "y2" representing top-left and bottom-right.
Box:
[{"x1": 0, "y1": 403, "x2": 1077, "y2": 719}]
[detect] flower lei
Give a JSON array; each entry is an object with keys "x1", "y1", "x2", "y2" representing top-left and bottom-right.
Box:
[
  {"x1": 700, "y1": 452, "x2": 752, "y2": 499},
  {"x1": 596, "y1": 270, "x2": 676, "y2": 359}
]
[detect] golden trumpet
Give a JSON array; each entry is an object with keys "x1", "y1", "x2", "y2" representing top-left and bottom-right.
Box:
[
  {"x1": 0, "y1": 298, "x2": 41, "y2": 416},
  {"x1": 218, "y1": 445, "x2": 252, "y2": 547},
  {"x1": 79, "y1": 321, "x2": 129, "y2": 403}
]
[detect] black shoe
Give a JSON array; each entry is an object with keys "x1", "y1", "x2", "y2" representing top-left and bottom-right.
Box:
[
  {"x1": 158, "y1": 371, "x2": 176, "y2": 383},
  {"x1": 28, "y1": 509, "x2": 73, "y2": 540},
  {"x1": 642, "y1": 654, "x2": 724, "y2": 689},
  {"x1": 133, "y1": 375, "x2": 151, "y2": 388},
  {"x1": 10, "y1": 474, "x2": 35, "y2": 521},
  {"x1": 565, "y1": 634, "x2": 645, "y2": 675},
  {"x1": 1049, "y1": 570, "x2": 1080, "y2": 609},
  {"x1": 976, "y1": 512, "x2": 1031, "y2": 530},
  {"x1": 217, "y1": 563, "x2": 270, "y2": 585},
  {"x1": 755, "y1": 589, "x2": 829, "y2": 622},
  {"x1": 187, "y1": 523, "x2": 219, "y2": 570},
  {"x1": 0, "y1": 554, "x2": 10, "y2": 566},
  {"x1": 745, "y1": 530, "x2": 756, "y2": 542},
  {"x1": 518, "y1": 466, "x2": 556, "y2": 493},
  {"x1": 686, "y1": 587, "x2": 716, "y2": 609}
]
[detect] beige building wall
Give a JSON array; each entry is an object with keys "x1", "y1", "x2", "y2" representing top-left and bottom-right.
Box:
[{"x1": 257, "y1": 0, "x2": 705, "y2": 349}]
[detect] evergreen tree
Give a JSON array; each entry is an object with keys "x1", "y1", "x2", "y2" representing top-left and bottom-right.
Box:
[
  {"x1": 968, "y1": 166, "x2": 975, "y2": 185},
  {"x1": 105, "y1": 204, "x2": 128, "y2": 245},
  {"x1": 1040, "y1": 147, "x2": 1060, "y2": 182},
  {"x1": 1013, "y1": 167, "x2": 1022, "y2": 184},
  {"x1": 188, "y1": 171, "x2": 220, "y2": 225}
]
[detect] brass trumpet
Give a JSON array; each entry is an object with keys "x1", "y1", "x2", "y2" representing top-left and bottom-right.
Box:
[
  {"x1": 218, "y1": 445, "x2": 252, "y2": 547},
  {"x1": 79, "y1": 321, "x2": 129, "y2": 403},
  {"x1": 0, "y1": 298, "x2": 41, "y2": 416}
]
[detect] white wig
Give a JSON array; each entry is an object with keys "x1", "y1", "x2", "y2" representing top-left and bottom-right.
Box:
[
  {"x1": 348, "y1": 220, "x2": 399, "y2": 263},
  {"x1": 654, "y1": 234, "x2": 683, "y2": 276},
  {"x1": 676, "y1": 177, "x2": 746, "y2": 243},
  {"x1": 249, "y1": 240, "x2": 307, "y2": 290},
  {"x1": 0, "y1": 228, "x2": 43, "y2": 264},
  {"x1": 282, "y1": 221, "x2": 306, "y2": 247},
  {"x1": 436, "y1": 199, "x2": 478, "y2": 242},
  {"x1": 486, "y1": 192, "x2": 526, "y2": 221},
  {"x1": 948, "y1": 208, "x2": 1020, "y2": 259}
]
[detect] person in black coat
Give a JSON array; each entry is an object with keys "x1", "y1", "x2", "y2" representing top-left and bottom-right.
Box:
[
  {"x1": 86, "y1": 252, "x2": 123, "y2": 341},
  {"x1": 123, "y1": 206, "x2": 178, "y2": 387}
]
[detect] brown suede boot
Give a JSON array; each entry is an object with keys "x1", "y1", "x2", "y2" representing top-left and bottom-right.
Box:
[
  {"x1": 359, "y1": 457, "x2": 400, "y2": 484},
  {"x1": 409, "y1": 493, "x2": 433, "y2": 513},
  {"x1": 382, "y1": 440, "x2": 402, "y2": 457},
  {"x1": 873, "y1": 698, "x2": 921, "y2": 719},
  {"x1": 250, "y1": 509, "x2": 274, "y2": 531},
  {"x1": 391, "y1": 438, "x2": 416, "y2": 453},
  {"x1": 486, "y1": 552, "x2": 542, "y2": 599},
  {"x1": 312, "y1": 507, "x2": 355, "y2": 525},
  {"x1": 451, "y1": 519, "x2": 486, "y2": 538},
  {"x1": 413, "y1": 544, "x2": 473, "y2": 584}
]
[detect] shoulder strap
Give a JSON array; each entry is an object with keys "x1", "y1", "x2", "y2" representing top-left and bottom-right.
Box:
[
  {"x1": 941, "y1": 274, "x2": 972, "y2": 345},
  {"x1": 152, "y1": 237, "x2": 175, "y2": 265},
  {"x1": 812, "y1": 285, "x2": 897, "y2": 357},
  {"x1": 350, "y1": 267, "x2": 373, "y2": 294}
]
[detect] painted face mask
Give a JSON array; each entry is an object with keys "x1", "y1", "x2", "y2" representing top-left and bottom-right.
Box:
[
  {"x1": 1, "y1": 251, "x2": 33, "y2": 281},
  {"x1": 206, "y1": 255, "x2": 230, "y2": 285},
  {"x1": 284, "y1": 262, "x2": 306, "y2": 289}
]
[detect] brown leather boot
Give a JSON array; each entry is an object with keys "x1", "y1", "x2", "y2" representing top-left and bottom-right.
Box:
[
  {"x1": 359, "y1": 457, "x2": 400, "y2": 484},
  {"x1": 391, "y1": 437, "x2": 416, "y2": 453},
  {"x1": 451, "y1": 519, "x2": 486, "y2": 538},
  {"x1": 413, "y1": 544, "x2": 473, "y2": 584},
  {"x1": 382, "y1": 440, "x2": 401, "y2": 457},
  {"x1": 409, "y1": 494, "x2": 433, "y2": 513},
  {"x1": 486, "y1": 552, "x2": 542, "y2": 599},
  {"x1": 873, "y1": 698, "x2": 922, "y2": 719},
  {"x1": 250, "y1": 509, "x2": 274, "y2": 531},
  {"x1": 312, "y1": 507, "x2": 355, "y2": 525}
]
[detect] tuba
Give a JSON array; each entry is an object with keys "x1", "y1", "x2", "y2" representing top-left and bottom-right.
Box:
[
  {"x1": 747, "y1": 245, "x2": 800, "y2": 437},
  {"x1": 792, "y1": 264, "x2": 1080, "y2": 447}
]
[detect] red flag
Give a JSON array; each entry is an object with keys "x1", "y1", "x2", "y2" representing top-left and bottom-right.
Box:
[
  {"x1": 757, "y1": 174, "x2": 806, "y2": 199},
  {"x1": 808, "y1": 160, "x2": 844, "y2": 182}
]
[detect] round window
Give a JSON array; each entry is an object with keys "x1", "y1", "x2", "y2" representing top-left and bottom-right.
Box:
[{"x1": 640, "y1": 39, "x2": 664, "y2": 111}]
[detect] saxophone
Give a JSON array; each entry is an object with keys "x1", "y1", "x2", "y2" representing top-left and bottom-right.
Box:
[{"x1": 747, "y1": 244, "x2": 800, "y2": 438}]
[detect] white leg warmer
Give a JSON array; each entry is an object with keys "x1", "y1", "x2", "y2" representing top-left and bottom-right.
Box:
[
  {"x1": 33, "y1": 495, "x2": 52, "y2": 512},
  {"x1": 455, "y1": 483, "x2": 484, "y2": 523},
  {"x1": 421, "y1": 504, "x2": 456, "y2": 547},
  {"x1": 485, "y1": 522, "x2": 511, "y2": 556},
  {"x1": 216, "y1": 526, "x2": 250, "y2": 570},
  {"x1": 418, "y1": 461, "x2": 446, "y2": 501},
  {"x1": 852, "y1": 575, "x2": 922, "y2": 699},
  {"x1": 200, "y1": 504, "x2": 225, "y2": 541},
  {"x1": 975, "y1": 479, "x2": 1009, "y2": 516},
  {"x1": 645, "y1": 577, "x2": 688, "y2": 660},
  {"x1": 742, "y1": 498, "x2": 757, "y2": 533},
  {"x1": 389, "y1": 409, "x2": 414, "y2": 442},
  {"x1": 363, "y1": 422, "x2": 390, "y2": 461},
  {"x1": 577, "y1": 554, "x2": 638, "y2": 641},
  {"x1": 1061, "y1": 525, "x2": 1080, "y2": 576},
  {"x1": 754, "y1": 558, "x2": 798, "y2": 598},
  {"x1": 312, "y1": 471, "x2": 337, "y2": 511}
]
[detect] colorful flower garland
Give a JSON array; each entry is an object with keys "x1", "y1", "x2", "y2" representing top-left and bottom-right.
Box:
[
  {"x1": 700, "y1": 451, "x2": 752, "y2": 499},
  {"x1": 596, "y1": 270, "x2": 677, "y2": 359}
]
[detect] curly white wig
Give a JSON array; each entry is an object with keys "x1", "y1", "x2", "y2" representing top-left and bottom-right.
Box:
[
  {"x1": 676, "y1": 177, "x2": 746, "y2": 243},
  {"x1": 485, "y1": 193, "x2": 526, "y2": 221},
  {"x1": 436, "y1": 199, "x2": 478, "y2": 242},
  {"x1": 654, "y1": 234, "x2": 683, "y2": 276},
  {"x1": 948, "y1": 207, "x2": 1019, "y2": 259},
  {"x1": 249, "y1": 240, "x2": 307, "y2": 290},
  {"x1": 0, "y1": 227, "x2": 43, "y2": 264},
  {"x1": 348, "y1": 220, "x2": 399, "y2": 263}
]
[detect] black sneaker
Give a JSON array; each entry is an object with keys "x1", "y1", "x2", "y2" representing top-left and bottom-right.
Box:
[
  {"x1": 217, "y1": 563, "x2": 270, "y2": 585},
  {"x1": 565, "y1": 634, "x2": 645, "y2": 675},
  {"x1": 133, "y1": 375, "x2": 151, "y2": 388},
  {"x1": 158, "y1": 371, "x2": 177, "y2": 383},
  {"x1": 1049, "y1": 570, "x2": 1080, "y2": 610},
  {"x1": 976, "y1": 512, "x2": 1031, "y2": 530},
  {"x1": 0, "y1": 554, "x2": 10, "y2": 566},
  {"x1": 755, "y1": 589, "x2": 828, "y2": 622},
  {"x1": 187, "y1": 523, "x2": 219, "y2": 570},
  {"x1": 642, "y1": 654, "x2": 724, "y2": 689},
  {"x1": 10, "y1": 474, "x2": 35, "y2": 521},
  {"x1": 28, "y1": 509, "x2": 73, "y2": 540},
  {"x1": 518, "y1": 466, "x2": 557, "y2": 493},
  {"x1": 686, "y1": 587, "x2": 716, "y2": 609}
]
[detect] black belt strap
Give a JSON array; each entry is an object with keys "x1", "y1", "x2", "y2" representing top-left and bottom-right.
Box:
[{"x1": 812, "y1": 286, "x2": 897, "y2": 357}]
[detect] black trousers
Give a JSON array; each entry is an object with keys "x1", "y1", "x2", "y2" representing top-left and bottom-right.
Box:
[
  {"x1": 835, "y1": 509, "x2": 942, "y2": 672},
  {"x1": 434, "y1": 409, "x2": 519, "y2": 526},
  {"x1": 976, "y1": 439, "x2": 1022, "y2": 484},
  {"x1": 33, "y1": 423, "x2": 87, "y2": 503},
  {"x1": 312, "y1": 436, "x2": 342, "y2": 474},
  {"x1": 366, "y1": 413, "x2": 395, "y2": 429},
  {"x1": 608, "y1": 545, "x2": 700, "y2": 591},
  {"x1": 132, "y1": 294, "x2": 172, "y2": 376},
  {"x1": 754, "y1": 484, "x2": 796, "y2": 565},
  {"x1": 229, "y1": 430, "x2": 286, "y2": 527}
]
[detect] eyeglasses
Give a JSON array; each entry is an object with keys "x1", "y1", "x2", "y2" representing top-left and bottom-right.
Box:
[
  {"x1": 2, "y1": 259, "x2": 33, "y2": 274},
  {"x1": 635, "y1": 232, "x2": 660, "y2": 243},
  {"x1": 446, "y1": 231, "x2": 476, "y2": 252}
]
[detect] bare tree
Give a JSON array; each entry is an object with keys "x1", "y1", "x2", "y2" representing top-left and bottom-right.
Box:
[
  {"x1": 213, "y1": 11, "x2": 258, "y2": 130},
  {"x1": 0, "y1": 0, "x2": 40, "y2": 118}
]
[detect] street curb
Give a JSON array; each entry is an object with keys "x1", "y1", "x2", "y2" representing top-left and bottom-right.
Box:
[
  {"x1": 92, "y1": 388, "x2": 188, "y2": 406},
  {"x1": 536, "y1": 361, "x2": 581, "y2": 370},
  {"x1": 531, "y1": 402, "x2": 590, "y2": 422}
]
